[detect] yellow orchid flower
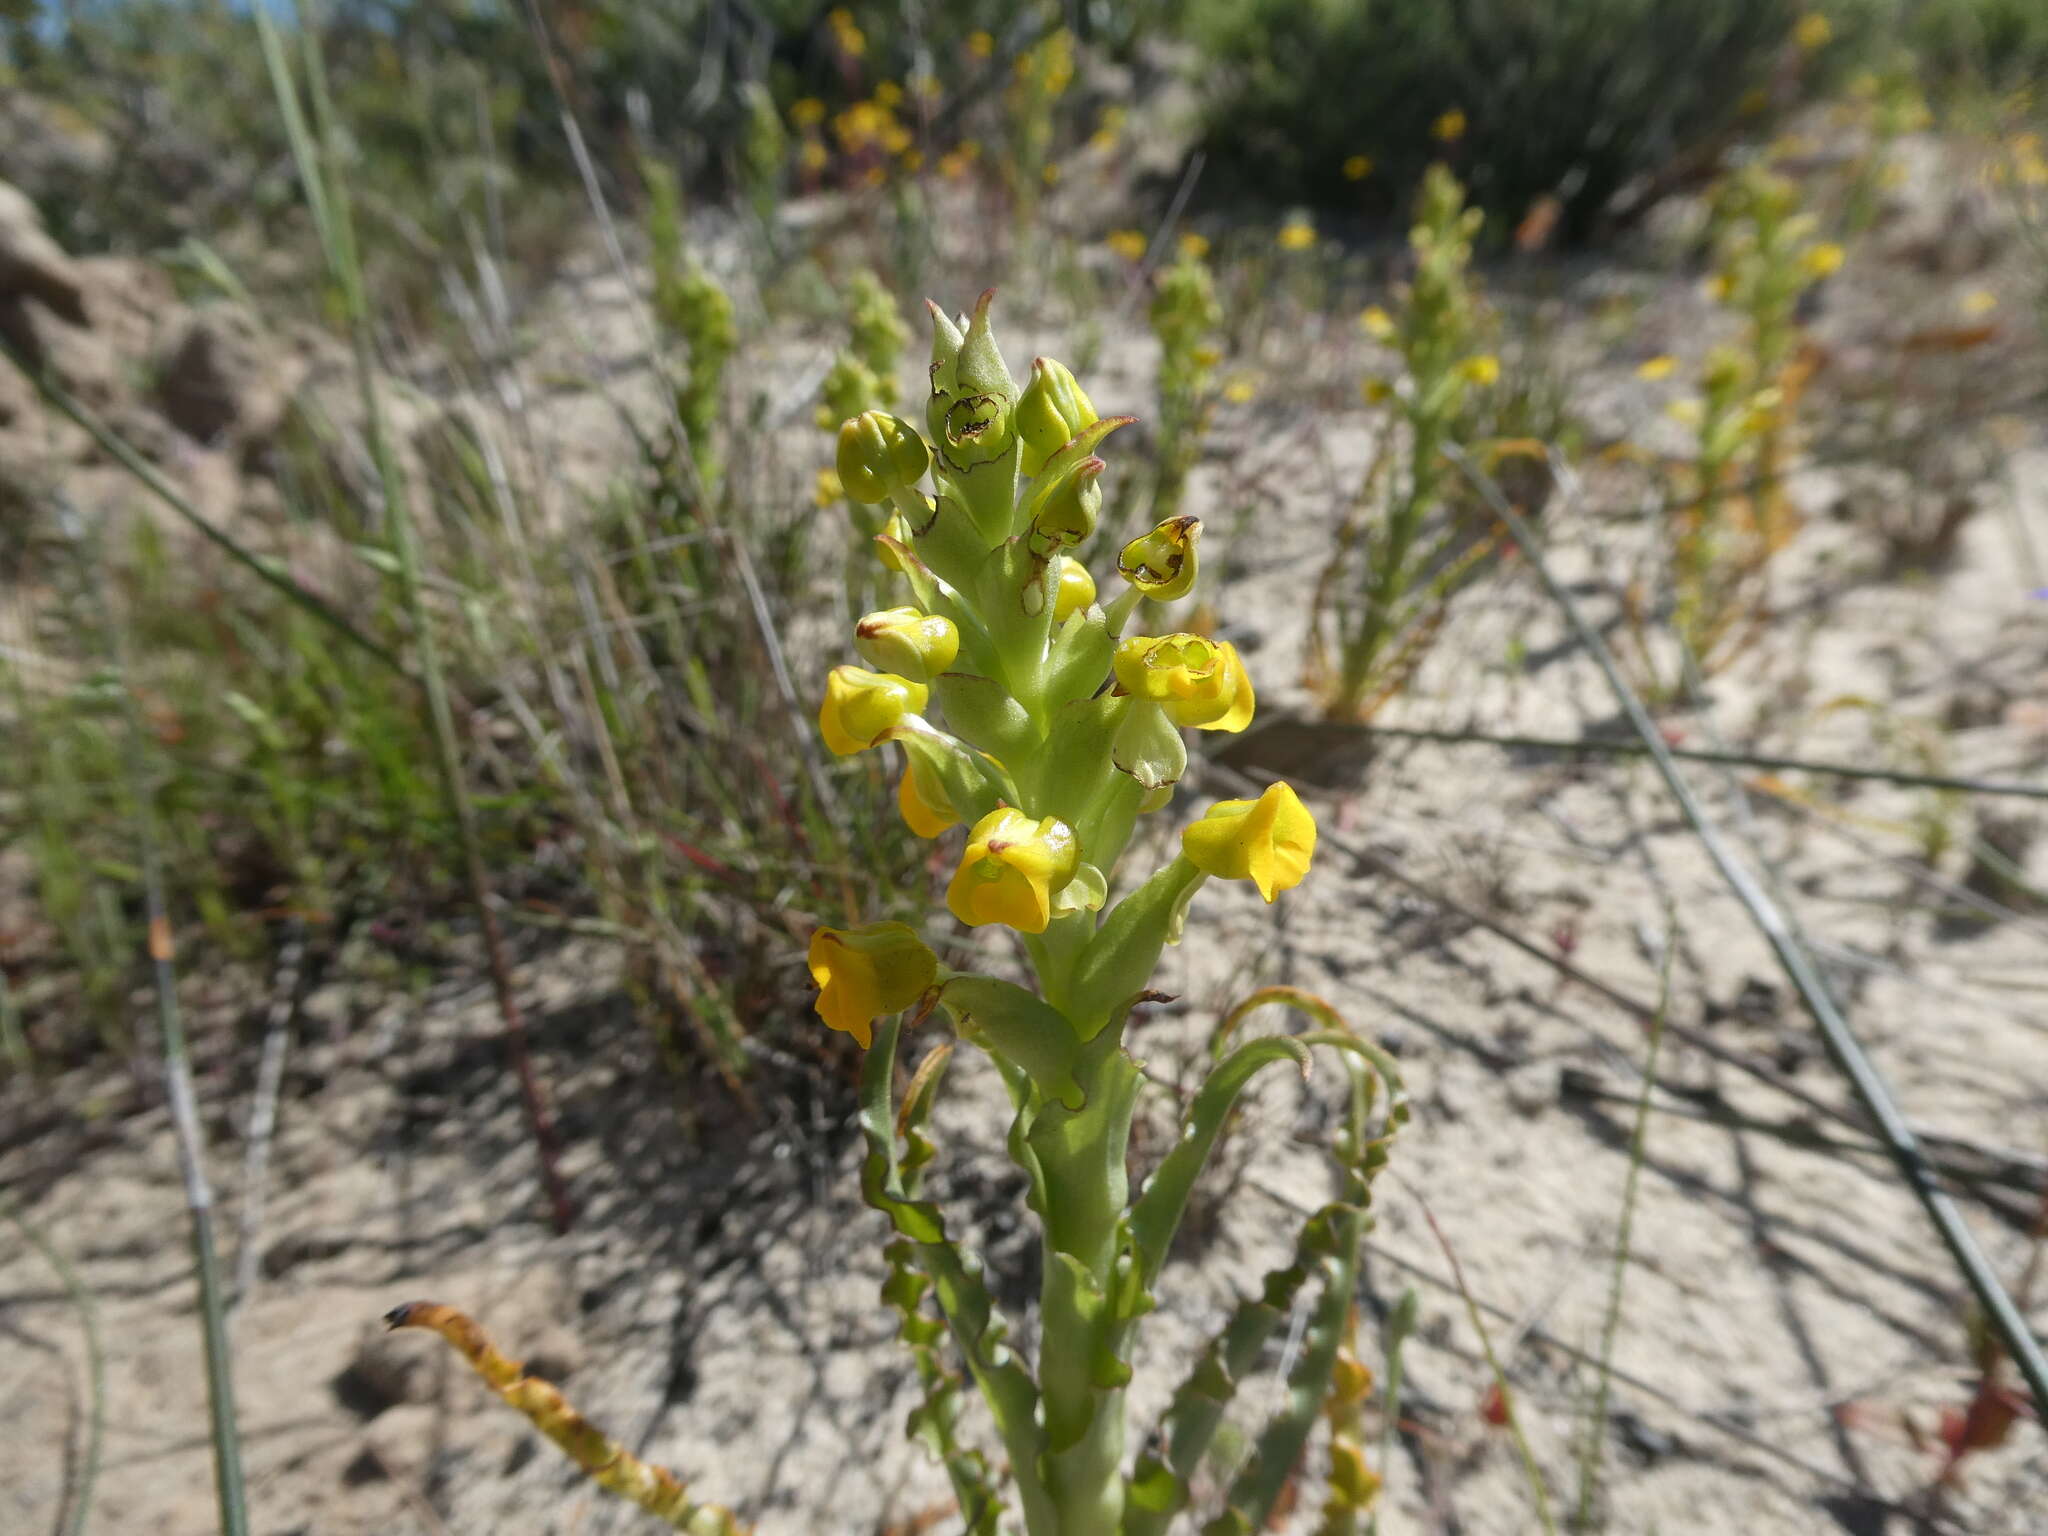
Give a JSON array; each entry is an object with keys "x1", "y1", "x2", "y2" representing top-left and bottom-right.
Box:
[
  {"x1": 945, "y1": 807, "x2": 1080, "y2": 933},
  {"x1": 1112, "y1": 633, "x2": 1255, "y2": 732},
  {"x1": 1180, "y1": 782, "x2": 1317, "y2": 902},
  {"x1": 1116, "y1": 516, "x2": 1201, "y2": 601},
  {"x1": 855, "y1": 607, "x2": 960, "y2": 681},
  {"x1": 807, "y1": 922, "x2": 937, "y2": 1048},
  {"x1": 819, "y1": 666, "x2": 927, "y2": 755},
  {"x1": 898, "y1": 759, "x2": 959, "y2": 837}
]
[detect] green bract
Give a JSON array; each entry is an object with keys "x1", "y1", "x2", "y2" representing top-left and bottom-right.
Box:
[{"x1": 807, "y1": 297, "x2": 1409, "y2": 1536}]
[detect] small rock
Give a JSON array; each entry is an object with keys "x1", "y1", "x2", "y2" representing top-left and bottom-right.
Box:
[
  {"x1": 336, "y1": 1321, "x2": 440, "y2": 1417},
  {"x1": 1504, "y1": 1063, "x2": 1554, "y2": 1118},
  {"x1": 154, "y1": 305, "x2": 294, "y2": 447},
  {"x1": 351, "y1": 1402, "x2": 445, "y2": 1482}
]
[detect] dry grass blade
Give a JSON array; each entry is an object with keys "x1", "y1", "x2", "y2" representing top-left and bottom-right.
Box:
[
  {"x1": 1350, "y1": 721, "x2": 2048, "y2": 803},
  {"x1": 1574, "y1": 923, "x2": 1675, "y2": 1531},
  {"x1": 1446, "y1": 441, "x2": 2048, "y2": 1422},
  {"x1": 84, "y1": 521, "x2": 249, "y2": 1536}
]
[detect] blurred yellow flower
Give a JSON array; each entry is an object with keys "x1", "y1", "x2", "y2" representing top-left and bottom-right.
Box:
[
  {"x1": 1460, "y1": 354, "x2": 1500, "y2": 386},
  {"x1": 1359, "y1": 305, "x2": 1396, "y2": 341},
  {"x1": 1802, "y1": 242, "x2": 1844, "y2": 278},
  {"x1": 1666, "y1": 398, "x2": 1706, "y2": 427},
  {"x1": 828, "y1": 7, "x2": 866, "y2": 58},
  {"x1": 1042, "y1": 163, "x2": 1062, "y2": 186},
  {"x1": 1361, "y1": 377, "x2": 1393, "y2": 404},
  {"x1": 967, "y1": 29, "x2": 995, "y2": 59},
  {"x1": 1277, "y1": 217, "x2": 1317, "y2": 251},
  {"x1": 1432, "y1": 108, "x2": 1467, "y2": 143},
  {"x1": 1794, "y1": 13, "x2": 1832, "y2": 51},
  {"x1": 1106, "y1": 228, "x2": 1148, "y2": 262},
  {"x1": 1223, "y1": 377, "x2": 1256, "y2": 404},
  {"x1": 799, "y1": 140, "x2": 829, "y2": 174},
  {"x1": 1178, "y1": 231, "x2": 1211, "y2": 260},
  {"x1": 814, "y1": 467, "x2": 845, "y2": 507},
  {"x1": 1343, "y1": 154, "x2": 1374, "y2": 181},
  {"x1": 1961, "y1": 288, "x2": 1998, "y2": 316},
  {"x1": 790, "y1": 97, "x2": 827, "y2": 129},
  {"x1": 1635, "y1": 355, "x2": 1677, "y2": 381},
  {"x1": 874, "y1": 80, "x2": 904, "y2": 109},
  {"x1": 900, "y1": 147, "x2": 925, "y2": 172}
]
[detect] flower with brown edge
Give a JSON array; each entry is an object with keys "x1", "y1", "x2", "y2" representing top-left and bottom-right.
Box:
[
  {"x1": 807, "y1": 922, "x2": 937, "y2": 1048},
  {"x1": 897, "y1": 758, "x2": 958, "y2": 837},
  {"x1": 1053, "y1": 558, "x2": 1096, "y2": 621},
  {"x1": 1180, "y1": 782, "x2": 1317, "y2": 901},
  {"x1": 819, "y1": 666, "x2": 927, "y2": 755},
  {"x1": 1112, "y1": 632, "x2": 1255, "y2": 732},
  {"x1": 1117, "y1": 515, "x2": 1201, "y2": 601},
  {"x1": 945, "y1": 808, "x2": 1080, "y2": 933},
  {"x1": 855, "y1": 607, "x2": 959, "y2": 681}
]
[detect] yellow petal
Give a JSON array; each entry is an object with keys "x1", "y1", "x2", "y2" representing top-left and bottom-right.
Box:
[
  {"x1": 807, "y1": 922, "x2": 938, "y2": 1047},
  {"x1": 1181, "y1": 782, "x2": 1317, "y2": 901}
]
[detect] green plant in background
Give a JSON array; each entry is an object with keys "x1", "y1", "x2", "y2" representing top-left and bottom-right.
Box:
[
  {"x1": 817, "y1": 268, "x2": 913, "y2": 431},
  {"x1": 1002, "y1": 22, "x2": 1076, "y2": 231},
  {"x1": 1181, "y1": 0, "x2": 1799, "y2": 236},
  {"x1": 1148, "y1": 237, "x2": 1224, "y2": 523},
  {"x1": 644, "y1": 156, "x2": 736, "y2": 487},
  {"x1": 1664, "y1": 160, "x2": 1838, "y2": 672},
  {"x1": 1311, "y1": 165, "x2": 1505, "y2": 721}
]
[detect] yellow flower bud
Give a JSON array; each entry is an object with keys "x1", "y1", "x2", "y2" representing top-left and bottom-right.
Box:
[
  {"x1": 1053, "y1": 558, "x2": 1097, "y2": 621},
  {"x1": 855, "y1": 607, "x2": 960, "y2": 681},
  {"x1": 945, "y1": 807, "x2": 1081, "y2": 933},
  {"x1": 1180, "y1": 781, "x2": 1317, "y2": 902},
  {"x1": 807, "y1": 921, "x2": 938, "y2": 1047},
  {"x1": 836, "y1": 411, "x2": 930, "y2": 504},
  {"x1": 898, "y1": 760, "x2": 959, "y2": 837},
  {"x1": 1016, "y1": 356, "x2": 1100, "y2": 476},
  {"x1": 1112, "y1": 633, "x2": 1255, "y2": 732},
  {"x1": 819, "y1": 666, "x2": 927, "y2": 755},
  {"x1": 1117, "y1": 515, "x2": 1202, "y2": 602}
]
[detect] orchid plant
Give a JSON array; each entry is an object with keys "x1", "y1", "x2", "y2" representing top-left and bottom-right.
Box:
[
  {"x1": 389, "y1": 294, "x2": 1406, "y2": 1536},
  {"x1": 807, "y1": 293, "x2": 1407, "y2": 1534}
]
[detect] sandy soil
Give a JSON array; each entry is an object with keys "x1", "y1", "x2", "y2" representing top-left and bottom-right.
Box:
[{"x1": 5, "y1": 137, "x2": 2048, "y2": 1536}]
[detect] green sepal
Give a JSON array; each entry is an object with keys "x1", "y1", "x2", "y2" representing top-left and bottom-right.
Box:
[
  {"x1": 1068, "y1": 856, "x2": 1208, "y2": 1038},
  {"x1": 1044, "y1": 605, "x2": 1115, "y2": 714},
  {"x1": 1017, "y1": 415, "x2": 1134, "y2": 532},
  {"x1": 926, "y1": 292, "x2": 1021, "y2": 546},
  {"x1": 888, "y1": 719, "x2": 1014, "y2": 826},
  {"x1": 932, "y1": 671, "x2": 1038, "y2": 762},
  {"x1": 1128, "y1": 1034, "x2": 1314, "y2": 1280},
  {"x1": 1111, "y1": 697, "x2": 1186, "y2": 792},
  {"x1": 873, "y1": 530, "x2": 942, "y2": 611},
  {"x1": 1051, "y1": 860, "x2": 1108, "y2": 918},
  {"x1": 936, "y1": 974, "x2": 1085, "y2": 1110}
]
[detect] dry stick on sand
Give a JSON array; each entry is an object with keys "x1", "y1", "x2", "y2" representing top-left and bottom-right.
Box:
[
  {"x1": 383, "y1": 1301, "x2": 747, "y2": 1533},
  {"x1": 1445, "y1": 442, "x2": 2048, "y2": 1422}
]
